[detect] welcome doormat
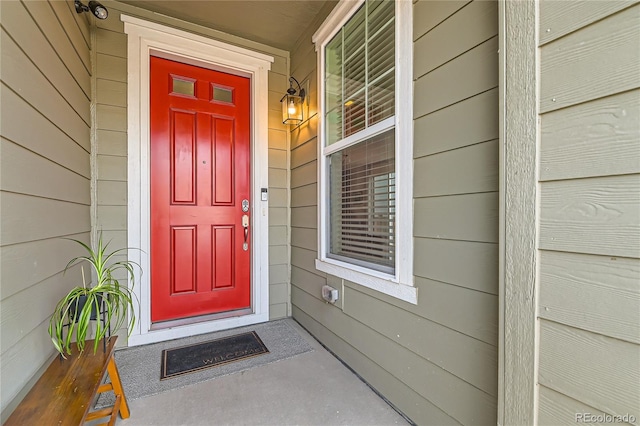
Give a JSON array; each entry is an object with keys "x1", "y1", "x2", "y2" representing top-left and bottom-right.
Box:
[
  {"x1": 95, "y1": 320, "x2": 314, "y2": 408},
  {"x1": 161, "y1": 331, "x2": 269, "y2": 379}
]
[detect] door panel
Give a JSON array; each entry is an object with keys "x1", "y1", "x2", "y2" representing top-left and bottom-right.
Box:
[{"x1": 150, "y1": 56, "x2": 251, "y2": 323}]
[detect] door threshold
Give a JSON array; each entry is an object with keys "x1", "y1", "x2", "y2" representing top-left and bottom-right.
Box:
[
  {"x1": 150, "y1": 308, "x2": 253, "y2": 331},
  {"x1": 129, "y1": 311, "x2": 269, "y2": 347}
]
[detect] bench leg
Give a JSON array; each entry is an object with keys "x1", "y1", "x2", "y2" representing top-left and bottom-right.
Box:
[{"x1": 106, "y1": 356, "x2": 130, "y2": 419}]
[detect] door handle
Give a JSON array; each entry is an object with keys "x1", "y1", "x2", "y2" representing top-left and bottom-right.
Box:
[{"x1": 242, "y1": 214, "x2": 249, "y2": 251}]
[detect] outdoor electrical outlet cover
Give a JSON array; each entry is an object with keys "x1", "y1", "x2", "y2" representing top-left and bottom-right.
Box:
[{"x1": 322, "y1": 285, "x2": 339, "y2": 303}]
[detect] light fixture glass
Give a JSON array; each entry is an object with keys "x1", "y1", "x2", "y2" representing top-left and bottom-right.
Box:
[
  {"x1": 281, "y1": 77, "x2": 305, "y2": 125},
  {"x1": 89, "y1": 1, "x2": 108, "y2": 19},
  {"x1": 75, "y1": 0, "x2": 108, "y2": 19}
]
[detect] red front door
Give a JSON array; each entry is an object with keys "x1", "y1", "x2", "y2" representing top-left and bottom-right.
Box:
[{"x1": 150, "y1": 56, "x2": 251, "y2": 323}]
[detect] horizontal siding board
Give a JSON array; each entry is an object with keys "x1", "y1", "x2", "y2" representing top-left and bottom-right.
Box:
[
  {"x1": 268, "y1": 90, "x2": 283, "y2": 112},
  {"x1": 540, "y1": 89, "x2": 640, "y2": 181},
  {"x1": 344, "y1": 285, "x2": 498, "y2": 395},
  {"x1": 268, "y1": 72, "x2": 287, "y2": 92},
  {"x1": 268, "y1": 111, "x2": 288, "y2": 131},
  {"x1": 348, "y1": 276, "x2": 499, "y2": 346},
  {"x1": 291, "y1": 138, "x2": 317, "y2": 168},
  {"x1": 414, "y1": 140, "x2": 499, "y2": 197},
  {"x1": 6, "y1": 0, "x2": 91, "y2": 98},
  {"x1": 269, "y1": 282, "x2": 288, "y2": 305},
  {"x1": 414, "y1": 192, "x2": 498, "y2": 243},
  {"x1": 0, "y1": 192, "x2": 90, "y2": 246},
  {"x1": 0, "y1": 233, "x2": 89, "y2": 300},
  {"x1": 0, "y1": 323, "x2": 57, "y2": 409},
  {"x1": 291, "y1": 266, "x2": 326, "y2": 297},
  {"x1": 268, "y1": 225, "x2": 287, "y2": 247},
  {"x1": 292, "y1": 287, "x2": 497, "y2": 425},
  {"x1": 268, "y1": 207, "x2": 287, "y2": 226},
  {"x1": 414, "y1": 238, "x2": 498, "y2": 294},
  {"x1": 96, "y1": 130, "x2": 127, "y2": 156},
  {"x1": 0, "y1": 87, "x2": 90, "y2": 177},
  {"x1": 271, "y1": 56, "x2": 288, "y2": 76},
  {"x1": 96, "y1": 79, "x2": 127, "y2": 107},
  {"x1": 293, "y1": 307, "x2": 462, "y2": 425},
  {"x1": 539, "y1": 5, "x2": 640, "y2": 113},
  {"x1": 539, "y1": 0, "x2": 637, "y2": 45},
  {"x1": 414, "y1": 0, "x2": 498, "y2": 78},
  {"x1": 413, "y1": 0, "x2": 469, "y2": 41},
  {"x1": 97, "y1": 155, "x2": 127, "y2": 181},
  {"x1": 268, "y1": 148, "x2": 287, "y2": 169},
  {"x1": 1, "y1": 33, "x2": 90, "y2": 149},
  {"x1": 65, "y1": 0, "x2": 91, "y2": 46},
  {"x1": 414, "y1": 36, "x2": 498, "y2": 117},
  {"x1": 269, "y1": 264, "x2": 288, "y2": 284},
  {"x1": 95, "y1": 6, "x2": 126, "y2": 32},
  {"x1": 97, "y1": 180, "x2": 128, "y2": 206},
  {"x1": 538, "y1": 386, "x2": 619, "y2": 426},
  {"x1": 291, "y1": 117, "x2": 319, "y2": 150},
  {"x1": 290, "y1": 37, "x2": 314, "y2": 75},
  {"x1": 291, "y1": 161, "x2": 317, "y2": 188},
  {"x1": 96, "y1": 206, "x2": 127, "y2": 230},
  {"x1": 268, "y1": 168, "x2": 287, "y2": 189},
  {"x1": 46, "y1": 0, "x2": 91, "y2": 70},
  {"x1": 291, "y1": 184, "x2": 316, "y2": 208},
  {"x1": 0, "y1": 265, "x2": 82, "y2": 352},
  {"x1": 96, "y1": 28, "x2": 127, "y2": 58},
  {"x1": 414, "y1": 88, "x2": 498, "y2": 157},
  {"x1": 539, "y1": 251, "x2": 640, "y2": 344},
  {"x1": 291, "y1": 206, "x2": 316, "y2": 229},
  {"x1": 538, "y1": 320, "x2": 640, "y2": 419},
  {"x1": 414, "y1": 277, "x2": 498, "y2": 345},
  {"x1": 99, "y1": 230, "x2": 127, "y2": 252},
  {"x1": 96, "y1": 54, "x2": 127, "y2": 82},
  {"x1": 1, "y1": 139, "x2": 90, "y2": 205},
  {"x1": 269, "y1": 302, "x2": 288, "y2": 319},
  {"x1": 268, "y1": 129, "x2": 287, "y2": 150},
  {"x1": 268, "y1": 246, "x2": 288, "y2": 266},
  {"x1": 267, "y1": 90, "x2": 283, "y2": 113},
  {"x1": 291, "y1": 227, "x2": 317, "y2": 251},
  {"x1": 96, "y1": 104, "x2": 127, "y2": 132},
  {"x1": 539, "y1": 175, "x2": 640, "y2": 258},
  {"x1": 291, "y1": 247, "x2": 317, "y2": 274},
  {"x1": 268, "y1": 188, "x2": 287, "y2": 208},
  {"x1": 290, "y1": 56, "x2": 316, "y2": 90}
]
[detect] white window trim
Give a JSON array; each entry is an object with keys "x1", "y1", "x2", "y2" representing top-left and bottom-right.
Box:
[
  {"x1": 122, "y1": 15, "x2": 273, "y2": 345},
  {"x1": 313, "y1": 0, "x2": 416, "y2": 304}
]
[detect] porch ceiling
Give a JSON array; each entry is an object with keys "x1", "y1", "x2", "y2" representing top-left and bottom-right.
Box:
[{"x1": 118, "y1": 0, "x2": 336, "y2": 51}]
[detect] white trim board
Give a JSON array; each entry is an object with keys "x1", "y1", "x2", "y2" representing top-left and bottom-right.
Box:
[
  {"x1": 312, "y1": 0, "x2": 416, "y2": 305},
  {"x1": 498, "y1": 1, "x2": 539, "y2": 424},
  {"x1": 122, "y1": 15, "x2": 273, "y2": 346}
]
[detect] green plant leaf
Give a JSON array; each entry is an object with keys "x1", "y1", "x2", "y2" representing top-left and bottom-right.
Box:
[{"x1": 49, "y1": 231, "x2": 141, "y2": 356}]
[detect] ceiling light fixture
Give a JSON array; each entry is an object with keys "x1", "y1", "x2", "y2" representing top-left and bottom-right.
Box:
[
  {"x1": 74, "y1": 0, "x2": 108, "y2": 20},
  {"x1": 280, "y1": 76, "x2": 306, "y2": 125}
]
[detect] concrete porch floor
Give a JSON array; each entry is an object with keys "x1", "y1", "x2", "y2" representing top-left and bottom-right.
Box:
[{"x1": 115, "y1": 319, "x2": 409, "y2": 426}]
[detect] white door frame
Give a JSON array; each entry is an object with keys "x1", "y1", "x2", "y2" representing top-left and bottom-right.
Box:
[{"x1": 122, "y1": 15, "x2": 273, "y2": 346}]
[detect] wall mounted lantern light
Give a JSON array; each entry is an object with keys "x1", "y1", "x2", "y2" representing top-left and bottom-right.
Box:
[
  {"x1": 281, "y1": 76, "x2": 306, "y2": 125},
  {"x1": 74, "y1": 0, "x2": 109, "y2": 19}
]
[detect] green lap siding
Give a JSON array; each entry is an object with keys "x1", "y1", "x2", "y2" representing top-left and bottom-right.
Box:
[
  {"x1": 289, "y1": 1, "x2": 499, "y2": 424},
  {"x1": 0, "y1": 0, "x2": 92, "y2": 420}
]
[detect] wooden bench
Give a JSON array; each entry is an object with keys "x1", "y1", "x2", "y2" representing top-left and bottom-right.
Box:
[{"x1": 5, "y1": 336, "x2": 129, "y2": 426}]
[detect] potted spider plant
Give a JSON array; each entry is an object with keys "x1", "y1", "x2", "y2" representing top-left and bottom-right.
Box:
[{"x1": 48, "y1": 232, "x2": 139, "y2": 358}]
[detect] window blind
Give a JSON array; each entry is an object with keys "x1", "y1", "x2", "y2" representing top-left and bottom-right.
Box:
[
  {"x1": 329, "y1": 129, "x2": 395, "y2": 272},
  {"x1": 325, "y1": 0, "x2": 395, "y2": 145}
]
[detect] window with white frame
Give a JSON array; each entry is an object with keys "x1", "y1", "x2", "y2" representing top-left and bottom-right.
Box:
[{"x1": 313, "y1": 0, "x2": 416, "y2": 303}]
